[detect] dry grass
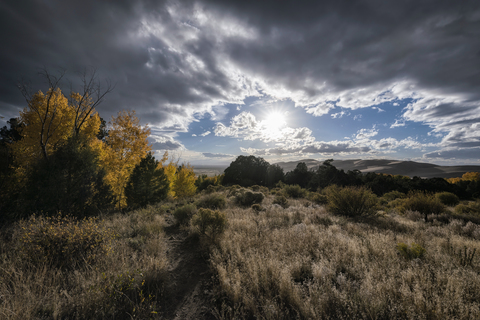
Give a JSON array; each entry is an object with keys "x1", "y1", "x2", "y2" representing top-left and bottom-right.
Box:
[
  {"x1": 210, "y1": 195, "x2": 480, "y2": 319},
  {"x1": 0, "y1": 205, "x2": 168, "y2": 319}
]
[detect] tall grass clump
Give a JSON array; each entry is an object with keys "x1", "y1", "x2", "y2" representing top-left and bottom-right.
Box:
[
  {"x1": 17, "y1": 214, "x2": 116, "y2": 269},
  {"x1": 196, "y1": 192, "x2": 227, "y2": 210},
  {"x1": 435, "y1": 192, "x2": 460, "y2": 206},
  {"x1": 325, "y1": 185, "x2": 378, "y2": 217}
]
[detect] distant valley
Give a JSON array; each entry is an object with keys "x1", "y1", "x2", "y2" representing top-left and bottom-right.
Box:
[{"x1": 194, "y1": 159, "x2": 480, "y2": 179}]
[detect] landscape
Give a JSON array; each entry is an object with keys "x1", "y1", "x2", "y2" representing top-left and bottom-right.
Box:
[{"x1": 2, "y1": 1, "x2": 480, "y2": 319}]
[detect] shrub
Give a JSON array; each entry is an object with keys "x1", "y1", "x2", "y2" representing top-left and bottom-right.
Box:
[
  {"x1": 17, "y1": 214, "x2": 115, "y2": 269},
  {"x1": 251, "y1": 204, "x2": 265, "y2": 212},
  {"x1": 382, "y1": 190, "x2": 406, "y2": 201},
  {"x1": 235, "y1": 190, "x2": 264, "y2": 207},
  {"x1": 325, "y1": 185, "x2": 378, "y2": 217},
  {"x1": 401, "y1": 191, "x2": 445, "y2": 221},
  {"x1": 173, "y1": 204, "x2": 197, "y2": 226},
  {"x1": 454, "y1": 201, "x2": 480, "y2": 215},
  {"x1": 435, "y1": 192, "x2": 460, "y2": 206},
  {"x1": 283, "y1": 185, "x2": 307, "y2": 199},
  {"x1": 396, "y1": 242, "x2": 426, "y2": 260},
  {"x1": 191, "y1": 208, "x2": 227, "y2": 239},
  {"x1": 273, "y1": 194, "x2": 289, "y2": 208},
  {"x1": 307, "y1": 192, "x2": 328, "y2": 205},
  {"x1": 196, "y1": 193, "x2": 227, "y2": 210}
]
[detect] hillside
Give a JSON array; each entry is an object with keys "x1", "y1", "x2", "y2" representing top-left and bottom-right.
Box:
[{"x1": 274, "y1": 159, "x2": 480, "y2": 179}]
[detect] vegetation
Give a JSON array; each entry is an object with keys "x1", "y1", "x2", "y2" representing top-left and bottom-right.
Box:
[
  {"x1": 325, "y1": 185, "x2": 378, "y2": 217},
  {"x1": 3, "y1": 80, "x2": 480, "y2": 320},
  {"x1": 125, "y1": 152, "x2": 169, "y2": 209}
]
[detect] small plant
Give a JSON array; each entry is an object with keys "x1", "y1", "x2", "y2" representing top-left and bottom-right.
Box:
[
  {"x1": 396, "y1": 242, "x2": 426, "y2": 260},
  {"x1": 17, "y1": 214, "x2": 116, "y2": 269},
  {"x1": 173, "y1": 204, "x2": 197, "y2": 225},
  {"x1": 235, "y1": 190, "x2": 264, "y2": 207},
  {"x1": 273, "y1": 194, "x2": 289, "y2": 208},
  {"x1": 283, "y1": 185, "x2": 307, "y2": 199},
  {"x1": 325, "y1": 185, "x2": 378, "y2": 217},
  {"x1": 435, "y1": 192, "x2": 460, "y2": 206},
  {"x1": 196, "y1": 193, "x2": 227, "y2": 210},
  {"x1": 191, "y1": 208, "x2": 227, "y2": 239}
]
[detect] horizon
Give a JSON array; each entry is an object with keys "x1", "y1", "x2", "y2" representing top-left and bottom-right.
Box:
[{"x1": 1, "y1": 1, "x2": 480, "y2": 166}]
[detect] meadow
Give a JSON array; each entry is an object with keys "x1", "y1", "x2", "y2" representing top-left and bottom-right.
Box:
[{"x1": 2, "y1": 185, "x2": 480, "y2": 319}]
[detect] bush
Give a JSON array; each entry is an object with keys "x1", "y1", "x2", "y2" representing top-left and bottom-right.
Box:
[
  {"x1": 307, "y1": 192, "x2": 328, "y2": 205},
  {"x1": 435, "y1": 192, "x2": 460, "y2": 206},
  {"x1": 400, "y1": 191, "x2": 445, "y2": 220},
  {"x1": 17, "y1": 214, "x2": 115, "y2": 269},
  {"x1": 325, "y1": 185, "x2": 378, "y2": 217},
  {"x1": 283, "y1": 184, "x2": 307, "y2": 199},
  {"x1": 396, "y1": 242, "x2": 426, "y2": 260},
  {"x1": 382, "y1": 190, "x2": 406, "y2": 201},
  {"x1": 251, "y1": 204, "x2": 265, "y2": 212},
  {"x1": 454, "y1": 201, "x2": 480, "y2": 215},
  {"x1": 235, "y1": 190, "x2": 264, "y2": 207},
  {"x1": 196, "y1": 193, "x2": 227, "y2": 210},
  {"x1": 273, "y1": 194, "x2": 289, "y2": 208},
  {"x1": 191, "y1": 208, "x2": 227, "y2": 239},
  {"x1": 173, "y1": 204, "x2": 197, "y2": 225}
]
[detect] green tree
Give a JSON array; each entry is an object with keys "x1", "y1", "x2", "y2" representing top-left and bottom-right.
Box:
[
  {"x1": 223, "y1": 155, "x2": 270, "y2": 187},
  {"x1": 20, "y1": 136, "x2": 113, "y2": 218},
  {"x1": 125, "y1": 152, "x2": 169, "y2": 208}
]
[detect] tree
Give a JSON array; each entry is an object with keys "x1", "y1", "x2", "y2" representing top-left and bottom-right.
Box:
[
  {"x1": 173, "y1": 163, "x2": 197, "y2": 198},
  {"x1": 266, "y1": 164, "x2": 284, "y2": 188},
  {"x1": 102, "y1": 110, "x2": 151, "y2": 209},
  {"x1": 125, "y1": 152, "x2": 169, "y2": 208},
  {"x1": 285, "y1": 162, "x2": 312, "y2": 188},
  {"x1": 223, "y1": 155, "x2": 270, "y2": 186},
  {"x1": 20, "y1": 136, "x2": 113, "y2": 217}
]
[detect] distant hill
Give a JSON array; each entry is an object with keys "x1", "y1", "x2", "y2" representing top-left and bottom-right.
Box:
[{"x1": 274, "y1": 159, "x2": 480, "y2": 179}]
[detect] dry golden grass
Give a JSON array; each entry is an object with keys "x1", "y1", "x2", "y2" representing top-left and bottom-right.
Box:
[
  {"x1": 0, "y1": 205, "x2": 168, "y2": 319},
  {"x1": 211, "y1": 195, "x2": 480, "y2": 319}
]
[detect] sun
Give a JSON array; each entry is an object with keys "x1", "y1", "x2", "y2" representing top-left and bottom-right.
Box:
[{"x1": 263, "y1": 111, "x2": 287, "y2": 133}]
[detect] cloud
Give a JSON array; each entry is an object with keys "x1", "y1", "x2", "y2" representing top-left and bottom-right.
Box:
[
  {"x1": 390, "y1": 120, "x2": 406, "y2": 128},
  {"x1": 424, "y1": 148, "x2": 480, "y2": 160},
  {"x1": 1, "y1": 0, "x2": 480, "y2": 161},
  {"x1": 331, "y1": 111, "x2": 350, "y2": 119},
  {"x1": 200, "y1": 131, "x2": 211, "y2": 137},
  {"x1": 202, "y1": 152, "x2": 233, "y2": 158},
  {"x1": 355, "y1": 128, "x2": 378, "y2": 140}
]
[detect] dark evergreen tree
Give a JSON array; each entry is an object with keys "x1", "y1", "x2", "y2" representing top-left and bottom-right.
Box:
[
  {"x1": 223, "y1": 155, "x2": 270, "y2": 187},
  {"x1": 125, "y1": 152, "x2": 169, "y2": 208},
  {"x1": 21, "y1": 136, "x2": 113, "y2": 217},
  {"x1": 266, "y1": 164, "x2": 285, "y2": 188}
]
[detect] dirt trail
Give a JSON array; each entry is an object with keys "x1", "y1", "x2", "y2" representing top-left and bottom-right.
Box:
[{"x1": 160, "y1": 225, "x2": 217, "y2": 320}]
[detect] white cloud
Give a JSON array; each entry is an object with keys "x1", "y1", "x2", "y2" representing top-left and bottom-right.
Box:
[
  {"x1": 200, "y1": 131, "x2": 211, "y2": 137},
  {"x1": 390, "y1": 120, "x2": 405, "y2": 128}
]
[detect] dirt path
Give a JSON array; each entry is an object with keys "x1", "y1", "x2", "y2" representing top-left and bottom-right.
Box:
[{"x1": 160, "y1": 225, "x2": 217, "y2": 320}]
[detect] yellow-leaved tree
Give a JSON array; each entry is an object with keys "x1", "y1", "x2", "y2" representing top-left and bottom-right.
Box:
[
  {"x1": 157, "y1": 151, "x2": 197, "y2": 198},
  {"x1": 11, "y1": 88, "x2": 101, "y2": 177},
  {"x1": 102, "y1": 110, "x2": 151, "y2": 209},
  {"x1": 173, "y1": 163, "x2": 197, "y2": 198}
]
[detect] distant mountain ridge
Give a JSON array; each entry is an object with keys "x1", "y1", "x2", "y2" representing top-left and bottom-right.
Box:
[{"x1": 274, "y1": 159, "x2": 480, "y2": 179}]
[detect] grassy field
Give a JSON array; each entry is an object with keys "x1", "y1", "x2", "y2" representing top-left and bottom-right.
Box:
[{"x1": 2, "y1": 187, "x2": 480, "y2": 319}]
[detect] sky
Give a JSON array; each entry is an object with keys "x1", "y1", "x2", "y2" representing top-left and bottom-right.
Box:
[{"x1": 1, "y1": 0, "x2": 480, "y2": 166}]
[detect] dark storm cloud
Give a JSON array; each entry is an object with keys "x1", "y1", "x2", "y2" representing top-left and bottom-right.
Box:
[{"x1": 1, "y1": 0, "x2": 480, "y2": 156}]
